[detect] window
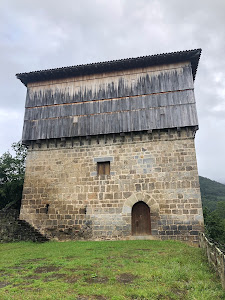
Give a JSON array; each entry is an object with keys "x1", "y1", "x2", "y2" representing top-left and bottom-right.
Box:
[{"x1": 97, "y1": 161, "x2": 110, "y2": 175}]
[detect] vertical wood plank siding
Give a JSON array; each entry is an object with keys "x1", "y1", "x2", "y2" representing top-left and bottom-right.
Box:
[
  {"x1": 25, "y1": 65, "x2": 193, "y2": 107},
  {"x1": 22, "y1": 63, "x2": 199, "y2": 141}
]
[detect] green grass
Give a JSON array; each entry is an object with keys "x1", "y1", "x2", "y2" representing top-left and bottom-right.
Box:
[{"x1": 0, "y1": 240, "x2": 224, "y2": 300}]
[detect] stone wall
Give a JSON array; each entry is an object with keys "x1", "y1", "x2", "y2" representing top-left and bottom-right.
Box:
[
  {"x1": 199, "y1": 233, "x2": 225, "y2": 289},
  {"x1": 20, "y1": 128, "x2": 204, "y2": 243},
  {"x1": 0, "y1": 209, "x2": 48, "y2": 242}
]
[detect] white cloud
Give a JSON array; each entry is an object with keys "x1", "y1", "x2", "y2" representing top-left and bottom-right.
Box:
[{"x1": 0, "y1": 0, "x2": 224, "y2": 183}]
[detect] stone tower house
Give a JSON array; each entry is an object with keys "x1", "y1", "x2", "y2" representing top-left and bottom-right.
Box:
[{"x1": 17, "y1": 49, "x2": 204, "y2": 243}]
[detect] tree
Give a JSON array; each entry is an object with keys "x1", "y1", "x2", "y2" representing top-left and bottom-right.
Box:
[
  {"x1": 203, "y1": 206, "x2": 225, "y2": 244},
  {"x1": 0, "y1": 142, "x2": 27, "y2": 210}
]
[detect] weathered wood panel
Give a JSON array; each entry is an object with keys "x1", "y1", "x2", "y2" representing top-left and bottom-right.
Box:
[
  {"x1": 22, "y1": 103, "x2": 198, "y2": 140},
  {"x1": 21, "y1": 62, "x2": 199, "y2": 141},
  {"x1": 25, "y1": 65, "x2": 193, "y2": 108},
  {"x1": 24, "y1": 90, "x2": 195, "y2": 121}
]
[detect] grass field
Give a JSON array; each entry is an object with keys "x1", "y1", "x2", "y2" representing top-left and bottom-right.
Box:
[{"x1": 0, "y1": 240, "x2": 224, "y2": 300}]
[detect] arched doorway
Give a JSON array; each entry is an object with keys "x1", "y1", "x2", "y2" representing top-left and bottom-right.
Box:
[{"x1": 132, "y1": 201, "x2": 151, "y2": 235}]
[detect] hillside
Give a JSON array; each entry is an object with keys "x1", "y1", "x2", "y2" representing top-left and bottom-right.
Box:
[
  {"x1": 0, "y1": 240, "x2": 224, "y2": 299},
  {"x1": 199, "y1": 176, "x2": 225, "y2": 211}
]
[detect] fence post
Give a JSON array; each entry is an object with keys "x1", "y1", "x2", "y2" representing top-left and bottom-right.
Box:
[{"x1": 199, "y1": 232, "x2": 225, "y2": 289}]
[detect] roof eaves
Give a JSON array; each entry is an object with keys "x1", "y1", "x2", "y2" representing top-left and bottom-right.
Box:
[{"x1": 16, "y1": 48, "x2": 202, "y2": 86}]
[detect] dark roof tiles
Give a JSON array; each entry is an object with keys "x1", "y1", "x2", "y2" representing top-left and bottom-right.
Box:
[{"x1": 16, "y1": 48, "x2": 201, "y2": 86}]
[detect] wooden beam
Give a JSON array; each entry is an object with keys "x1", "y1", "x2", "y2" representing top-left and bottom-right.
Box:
[
  {"x1": 186, "y1": 127, "x2": 189, "y2": 137},
  {"x1": 36, "y1": 140, "x2": 41, "y2": 148},
  {"x1": 120, "y1": 132, "x2": 125, "y2": 142},
  {"x1": 192, "y1": 126, "x2": 198, "y2": 138},
  {"x1": 61, "y1": 137, "x2": 66, "y2": 147},
  {"x1": 22, "y1": 140, "x2": 30, "y2": 146},
  {"x1": 130, "y1": 132, "x2": 134, "y2": 141},
  {"x1": 158, "y1": 130, "x2": 160, "y2": 139},
  {"x1": 147, "y1": 130, "x2": 152, "y2": 140},
  {"x1": 86, "y1": 136, "x2": 91, "y2": 145},
  {"x1": 71, "y1": 137, "x2": 74, "y2": 147}
]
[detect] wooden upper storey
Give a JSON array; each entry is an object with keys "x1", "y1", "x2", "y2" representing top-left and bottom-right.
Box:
[{"x1": 17, "y1": 49, "x2": 201, "y2": 142}]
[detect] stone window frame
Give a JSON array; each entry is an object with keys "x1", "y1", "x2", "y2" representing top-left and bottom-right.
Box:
[{"x1": 91, "y1": 157, "x2": 115, "y2": 176}]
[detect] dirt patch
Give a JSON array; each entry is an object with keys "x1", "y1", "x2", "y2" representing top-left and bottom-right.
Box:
[
  {"x1": 8, "y1": 265, "x2": 24, "y2": 270},
  {"x1": 117, "y1": 273, "x2": 138, "y2": 284},
  {"x1": 43, "y1": 273, "x2": 67, "y2": 282},
  {"x1": 66, "y1": 266, "x2": 93, "y2": 272},
  {"x1": 64, "y1": 275, "x2": 78, "y2": 284},
  {"x1": 85, "y1": 276, "x2": 108, "y2": 284},
  {"x1": 65, "y1": 268, "x2": 79, "y2": 272},
  {"x1": 13, "y1": 281, "x2": 32, "y2": 287},
  {"x1": 23, "y1": 275, "x2": 40, "y2": 280},
  {"x1": 0, "y1": 281, "x2": 11, "y2": 289},
  {"x1": 35, "y1": 265, "x2": 61, "y2": 273},
  {"x1": 0, "y1": 270, "x2": 11, "y2": 276}
]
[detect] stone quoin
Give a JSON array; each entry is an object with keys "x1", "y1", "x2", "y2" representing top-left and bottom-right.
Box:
[{"x1": 16, "y1": 49, "x2": 204, "y2": 243}]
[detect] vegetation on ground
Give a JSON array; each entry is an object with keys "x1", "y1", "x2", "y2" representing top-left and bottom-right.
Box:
[
  {"x1": 0, "y1": 143, "x2": 225, "y2": 297},
  {"x1": 0, "y1": 240, "x2": 224, "y2": 300}
]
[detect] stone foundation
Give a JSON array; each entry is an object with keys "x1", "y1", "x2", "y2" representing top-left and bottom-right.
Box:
[{"x1": 20, "y1": 128, "x2": 204, "y2": 243}]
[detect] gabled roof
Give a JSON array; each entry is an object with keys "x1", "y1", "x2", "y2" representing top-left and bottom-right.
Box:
[{"x1": 16, "y1": 49, "x2": 201, "y2": 86}]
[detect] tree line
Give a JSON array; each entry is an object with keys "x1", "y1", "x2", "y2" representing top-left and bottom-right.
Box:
[
  {"x1": 199, "y1": 176, "x2": 225, "y2": 244},
  {"x1": 0, "y1": 142, "x2": 27, "y2": 210}
]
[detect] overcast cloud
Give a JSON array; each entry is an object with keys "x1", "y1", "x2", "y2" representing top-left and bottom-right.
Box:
[{"x1": 0, "y1": 0, "x2": 224, "y2": 183}]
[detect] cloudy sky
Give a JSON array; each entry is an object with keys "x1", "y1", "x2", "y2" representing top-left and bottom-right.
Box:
[{"x1": 0, "y1": 0, "x2": 224, "y2": 183}]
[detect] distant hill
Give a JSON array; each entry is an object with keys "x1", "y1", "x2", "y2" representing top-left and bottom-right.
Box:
[{"x1": 199, "y1": 176, "x2": 225, "y2": 211}]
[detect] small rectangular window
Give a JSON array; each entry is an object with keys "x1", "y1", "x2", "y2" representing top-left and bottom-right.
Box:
[{"x1": 97, "y1": 161, "x2": 110, "y2": 175}]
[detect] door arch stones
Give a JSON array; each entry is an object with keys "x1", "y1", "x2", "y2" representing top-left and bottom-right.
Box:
[
  {"x1": 122, "y1": 192, "x2": 159, "y2": 215},
  {"x1": 122, "y1": 192, "x2": 160, "y2": 236}
]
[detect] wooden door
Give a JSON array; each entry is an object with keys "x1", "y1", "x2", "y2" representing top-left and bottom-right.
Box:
[{"x1": 132, "y1": 201, "x2": 151, "y2": 235}]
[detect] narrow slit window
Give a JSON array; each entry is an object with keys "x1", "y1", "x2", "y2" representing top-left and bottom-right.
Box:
[
  {"x1": 97, "y1": 161, "x2": 110, "y2": 175},
  {"x1": 45, "y1": 204, "x2": 49, "y2": 214}
]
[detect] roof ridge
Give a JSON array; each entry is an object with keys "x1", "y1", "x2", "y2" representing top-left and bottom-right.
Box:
[{"x1": 16, "y1": 48, "x2": 202, "y2": 86}]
